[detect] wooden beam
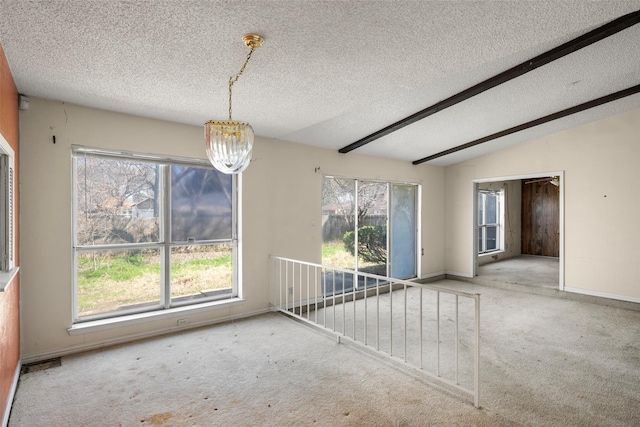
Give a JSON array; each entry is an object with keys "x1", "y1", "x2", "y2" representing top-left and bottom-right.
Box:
[
  {"x1": 338, "y1": 9, "x2": 640, "y2": 154},
  {"x1": 412, "y1": 84, "x2": 640, "y2": 164}
]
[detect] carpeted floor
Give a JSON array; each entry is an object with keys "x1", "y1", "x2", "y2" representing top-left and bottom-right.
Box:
[
  {"x1": 477, "y1": 256, "x2": 559, "y2": 289},
  {"x1": 8, "y1": 279, "x2": 640, "y2": 426}
]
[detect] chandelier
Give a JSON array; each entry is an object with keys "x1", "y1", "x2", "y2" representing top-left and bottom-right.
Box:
[{"x1": 205, "y1": 34, "x2": 264, "y2": 174}]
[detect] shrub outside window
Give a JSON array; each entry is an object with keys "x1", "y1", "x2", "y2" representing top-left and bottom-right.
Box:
[{"x1": 72, "y1": 147, "x2": 237, "y2": 322}]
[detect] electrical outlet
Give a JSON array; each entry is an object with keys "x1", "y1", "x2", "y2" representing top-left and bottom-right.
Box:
[
  {"x1": 288, "y1": 287, "x2": 293, "y2": 295},
  {"x1": 177, "y1": 318, "x2": 189, "y2": 327}
]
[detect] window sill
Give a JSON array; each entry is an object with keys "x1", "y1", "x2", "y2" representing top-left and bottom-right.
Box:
[
  {"x1": 478, "y1": 250, "x2": 505, "y2": 258},
  {"x1": 67, "y1": 297, "x2": 244, "y2": 335},
  {"x1": 0, "y1": 267, "x2": 19, "y2": 293}
]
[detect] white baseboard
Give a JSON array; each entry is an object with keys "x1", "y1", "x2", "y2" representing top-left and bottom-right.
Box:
[
  {"x1": 2, "y1": 361, "x2": 20, "y2": 427},
  {"x1": 22, "y1": 308, "x2": 270, "y2": 365},
  {"x1": 564, "y1": 287, "x2": 640, "y2": 304},
  {"x1": 420, "y1": 271, "x2": 446, "y2": 280},
  {"x1": 444, "y1": 271, "x2": 474, "y2": 279}
]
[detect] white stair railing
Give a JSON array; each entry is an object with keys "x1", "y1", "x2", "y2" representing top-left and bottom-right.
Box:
[{"x1": 269, "y1": 256, "x2": 481, "y2": 408}]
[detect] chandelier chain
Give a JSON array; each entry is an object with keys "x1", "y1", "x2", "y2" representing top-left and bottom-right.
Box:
[{"x1": 228, "y1": 48, "x2": 255, "y2": 120}]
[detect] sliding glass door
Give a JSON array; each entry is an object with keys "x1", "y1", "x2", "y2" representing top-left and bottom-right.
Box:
[{"x1": 322, "y1": 177, "x2": 418, "y2": 293}]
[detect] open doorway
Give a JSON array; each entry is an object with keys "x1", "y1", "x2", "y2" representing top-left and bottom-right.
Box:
[
  {"x1": 521, "y1": 176, "x2": 560, "y2": 257},
  {"x1": 473, "y1": 172, "x2": 563, "y2": 290}
]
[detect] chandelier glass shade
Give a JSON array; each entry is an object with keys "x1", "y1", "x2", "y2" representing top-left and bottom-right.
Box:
[
  {"x1": 205, "y1": 120, "x2": 254, "y2": 174},
  {"x1": 205, "y1": 34, "x2": 263, "y2": 174}
]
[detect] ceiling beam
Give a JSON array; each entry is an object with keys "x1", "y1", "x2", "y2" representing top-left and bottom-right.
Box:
[
  {"x1": 412, "y1": 83, "x2": 640, "y2": 164},
  {"x1": 338, "y1": 9, "x2": 640, "y2": 154}
]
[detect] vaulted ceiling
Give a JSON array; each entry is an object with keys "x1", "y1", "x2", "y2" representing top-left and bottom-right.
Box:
[{"x1": 1, "y1": 1, "x2": 639, "y2": 166}]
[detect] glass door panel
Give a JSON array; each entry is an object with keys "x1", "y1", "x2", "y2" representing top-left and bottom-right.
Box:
[
  {"x1": 357, "y1": 181, "x2": 388, "y2": 278},
  {"x1": 390, "y1": 184, "x2": 417, "y2": 279},
  {"x1": 321, "y1": 177, "x2": 356, "y2": 294}
]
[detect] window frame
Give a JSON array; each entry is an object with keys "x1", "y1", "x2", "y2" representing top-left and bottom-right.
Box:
[
  {"x1": 0, "y1": 133, "x2": 18, "y2": 293},
  {"x1": 477, "y1": 188, "x2": 504, "y2": 255},
  {"x1": 71, "y1": 146, "x2": 239, "y2": 323}
]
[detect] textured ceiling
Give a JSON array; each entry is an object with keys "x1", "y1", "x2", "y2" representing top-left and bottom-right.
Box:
[{"x1": 1, "y1": 0, "x2": 639, "y2": 166}]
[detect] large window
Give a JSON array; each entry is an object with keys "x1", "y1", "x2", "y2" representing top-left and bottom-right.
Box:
[
  {"x1": 321, "y1": 177, "x2": 418, "y2": 293},
  {"x1": 478, "y1": 189, "x2": 504, "y2": 254},
  {"x1": 72, "y1": 147, "x2": 237, "y2": 322}
]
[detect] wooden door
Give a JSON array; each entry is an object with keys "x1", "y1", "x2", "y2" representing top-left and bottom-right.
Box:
[{"x1": 521, "y1": 180, "x2": 559, "y2": 257}]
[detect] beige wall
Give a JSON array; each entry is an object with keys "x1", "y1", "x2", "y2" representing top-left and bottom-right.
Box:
[
  {"x1": 21, "y1": 97, "x2": 639, "y2": 361},
  {"x1": 445, "y1": 107, "x2": 640, "y2": 302},
  {"x1": 19, "y1": 98, "x2": 445, "y2": 361}
]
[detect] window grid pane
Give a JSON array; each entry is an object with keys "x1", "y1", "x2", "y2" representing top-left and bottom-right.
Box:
[
  {"x1": 485, "y1": 226, "x2": 497, "y2": 251},
  {"x1": 171, "y1": 244, "x2": 233, "y2": 304},
  {"x1": 485, "y1": 194, "x2": 497, "y2": 224},
  {"x1": 170, "y1": 165, "x2": 232, "y2": 242},
  {"x1": 76, "y1": 248, "x2": 162, "y2": 318},
  {"x1": 76, "y1": 156, "x2": 160, "y2": 246}
]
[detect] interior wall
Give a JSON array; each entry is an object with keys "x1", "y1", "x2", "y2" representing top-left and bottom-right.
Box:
[
  {"x1": 0, "y1": 42, "x2": 20, "y2": 425},
  {"x1": 19, "y1": 98, "x2": 445, "y2": 361},
  {"x1": 445, "y1": 107, "x2": 640, "y2": 302},
  {"x1": 477, "y1": 179, "x2": 521, "y2": 266}
]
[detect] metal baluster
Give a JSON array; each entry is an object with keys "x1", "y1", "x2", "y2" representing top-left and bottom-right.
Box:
[
  {"x1": 279, "y1": 259, "x2": 283, "y2": 310},
  {"x1": 376, "y1": 278, "x2": 380, "y2": 351},
  {"x1": 285, "y1": 260, "x2": 289, "y2": 312},
  {"x1": 292, "y1": 261, "x2": 295, "y2": 314},
  {"x1": 307, "y1": 264, "x2": 310, "y2": 320},
  {"x1": 436, "y1": 291, "x2": 440, "y2": 377},
  {"x1": 474, "y1": 295, "x2": 481, "y2": 408},
  {"x1": 455, "y1": 294, "x2": 459, "y2": 384},
  {"x1": 353, "y1": 273, "x2": 357, "y2": 340},
  {"x1": 323, "y1": 268, "x2": 327, "y2": 328},
  {"x1": 419, "y1": 287, "x2": 423, "y2": 369},
  {"x1": 315, "y1": 266, "x2": 319, "y2": 323},
  {"x1": 390, "y1": 281, "x2": 393, "y2": 356},
  {"x1": 332, "y1": 270, "x2": 336, "y2": 332},
  {"x1": 298, "y1": 263, "x2": 302, "y2": 317},
  {"x1": 364, "y1": 276, "x2": 368, "y2": 346},
  {"x1": 404, "y1": 283, "x2": 407, "y2": 362},
  {"x1": 342, "y1": 271, "x2": 346, "y2": 336}
]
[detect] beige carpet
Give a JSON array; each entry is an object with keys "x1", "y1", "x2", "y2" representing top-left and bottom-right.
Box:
[{"x1": 8, "y1": 280, "x2": 640, "y2": 426}]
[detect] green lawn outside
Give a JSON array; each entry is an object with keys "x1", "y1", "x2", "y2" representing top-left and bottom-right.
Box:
[
  {"x1": 322, "y1": 239, "x2": 387, "y2": 274},
  {"x1": 77, "y1": 247, "x2": 232, "y2": 317},
  {"x1": 321, "y1": 240, "x2": 355, "y2": 269}
]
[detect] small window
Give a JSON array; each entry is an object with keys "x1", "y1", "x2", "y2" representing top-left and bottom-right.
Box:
[
  {"x1": 478, "y1": 189, "x2": 504, "y2": 254},
  {"x1": 72, "y1": 147, "x2": 238, "y2": 322},
  {"x1": 0, "y1": 134, "x2": 15, "y2": 273}
]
